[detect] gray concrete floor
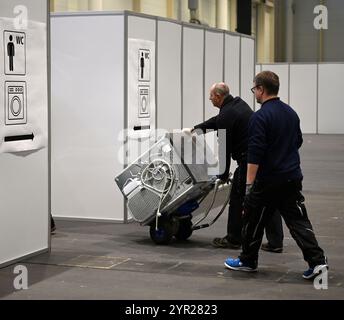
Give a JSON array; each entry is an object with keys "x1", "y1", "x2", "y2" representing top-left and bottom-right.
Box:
[{"x1": 0, "y1": 135, "x2": 344, "y2": 300}]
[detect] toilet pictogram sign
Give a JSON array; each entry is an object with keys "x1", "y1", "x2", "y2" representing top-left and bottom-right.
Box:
[
  {"x1": 4, "y1": 30, "x2": 26, "y2": 75},
  {"x1": 138, "y1": 49, "x2": 150, "y2": 82}
]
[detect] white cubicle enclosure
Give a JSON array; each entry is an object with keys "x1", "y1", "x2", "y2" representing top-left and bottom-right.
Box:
[
  {"x1": 240, "y1": 36, "x2": 255, "y2": 110},
  {"x1": 254, "y1": 64, "x2": 262, "y2": 111},
  {"x1": 204, "y1": 30, "x2": 224, "y2": 120},
  {"x1": 0, "y1": 0, "x2": 49, "y2": 267},
  {"x1": 225, "y1": 34, "x2": 240, "y2": 98},
  {"x1": 51, "y1": 11, "x2": 255, "y2": 222},
  {"x1": 204, "y1": 30, "x2": 224, "y2": 160},
  {"x1": 157, "y1": 19, "x2": 182, "y2": 131},
  {"x1": 182, "y1": 25, "x2": 204, "y2": 128},
  {"x1": 51, "y1": 13, "x2": 126, "y2": 222}
]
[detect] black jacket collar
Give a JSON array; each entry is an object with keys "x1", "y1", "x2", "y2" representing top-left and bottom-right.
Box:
[{"x1": 221, "y1": 95, "x2": 234, "y2": 108}]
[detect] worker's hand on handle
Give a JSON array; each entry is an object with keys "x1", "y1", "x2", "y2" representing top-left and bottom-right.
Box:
[
  {"x1": 182, "y1": 128, "x2": 194, "y2": 136},
  {"x1": 245, "y1": 183, "x2": 253, "y2": 196}
]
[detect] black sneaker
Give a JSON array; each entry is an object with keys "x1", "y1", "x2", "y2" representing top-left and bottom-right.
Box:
[
  {"x1": 261, "y1": 242, "x2": 283, "y2": 253},
  {"x1": 212, "y1": 237, "x2": 241, "y2": 249}
]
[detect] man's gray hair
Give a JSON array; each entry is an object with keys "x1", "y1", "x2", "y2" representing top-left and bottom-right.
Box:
[{"x1": 213, "y1": 83, "x2": 230, "y2": 97}]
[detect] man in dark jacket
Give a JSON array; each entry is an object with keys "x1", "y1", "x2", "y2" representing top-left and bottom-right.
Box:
[
  {"x1": 183, "y1": 83, "x2": 283, "y2": 249},
  {"x1": 224, "y1": 71, "x2": 328, "y2": 280}
]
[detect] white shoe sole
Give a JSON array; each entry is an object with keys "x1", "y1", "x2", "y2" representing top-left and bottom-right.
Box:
[{"x1": 224, "y1": 262, "x2": 258, "y2": 272}]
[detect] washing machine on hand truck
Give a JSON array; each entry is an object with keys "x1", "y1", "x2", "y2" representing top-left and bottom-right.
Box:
[{"x1": 115, "y1": 133, "x2": 232, "y2": 245}]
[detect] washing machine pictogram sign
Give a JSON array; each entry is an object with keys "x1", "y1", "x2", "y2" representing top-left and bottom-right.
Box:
[
  {"x1": 138, "y1": 86, "x2": 150, "y2": 118},
  {"x1": 5, "y1": 81, "x2": 27, "y2": 125}
]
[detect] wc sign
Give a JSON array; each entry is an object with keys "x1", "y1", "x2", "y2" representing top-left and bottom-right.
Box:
[
  {"x1": 3, "y1": 30, "x2": 26, "y2": 75},
  {"x1": 138, "y1": 49, "x2": 151, "y2": 82}
]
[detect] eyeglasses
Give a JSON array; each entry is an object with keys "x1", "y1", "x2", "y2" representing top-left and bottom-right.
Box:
[{"x1": 251, "y1": 86, "x2": 259, "y2": 94}]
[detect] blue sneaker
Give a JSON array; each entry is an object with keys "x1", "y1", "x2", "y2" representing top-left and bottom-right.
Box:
[
  {"x1": 224, "y1": 258, "x2": 257, "y2": 272},
  {"x1": 302, "y1": 264, "x2": 329, "y2": 280}
]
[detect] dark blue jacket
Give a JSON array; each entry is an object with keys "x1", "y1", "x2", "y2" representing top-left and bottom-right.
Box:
[{"x1": 248, "y1": 98, "x2": 303, "y2": 182}]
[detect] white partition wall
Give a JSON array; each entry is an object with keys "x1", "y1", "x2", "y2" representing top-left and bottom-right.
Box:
[
  {"x1": 261, "y1": 64, "x2": 289, "y2": 104},
  {"x1": 225, "y1": 34, "x2": 240, "y2": 98},
  {"x1": 127, "y1": 15, "x2": 156, "y2": 135},
  {"x1": 257, "y1": 64, "x2": 289, "y2": 111},
  {"x1": 204, "y1": 30, "x2": 224, "y2": 164},
  {"x1": 240, "y1": 37, "x2": 255, "y2": 109},
  {"x1": 182, "y1": 25, "x2": 205, "y2": 128},
  {"x1": 254, "y1": 64, "x2": 262, "y2": 110},
  {"x1": 256, "y1": 63, "x2": 344, "y2": 134},
  {"x1": 255, "y1": 64, "x2": 262, "y2": 75},
  {"x1": 157, "y1": 20, "x2": 182, "y2": 131},
  {"x1": 204, "y1": 30, "x2": 224, "y2": 119},
  {"x1": 127, "y1": 14, "x2": 156, "y2": 182},
  {"x1": 51, "y1": 13, "x2": 125, "y2": 221},
  {"x1": 0, "y1": 0, "x2": 49, "y2": 267},
  {"x1": 289, "y1": 64, "x2": 317, "y2": 134},
  {"x1": 51, "y1": 12, "x2": 254, "y2": 221},
  {"x1": 318, "y1": 64, "x2": 344, "y2": 134},
  {"x1": 128, "y1": 14, "x2": 155, "y2": 41}
]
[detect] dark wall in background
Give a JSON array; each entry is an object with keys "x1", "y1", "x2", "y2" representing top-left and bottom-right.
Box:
[
  {"x1": 275, "y1": 0, "x2": 344, "y2": 62},
  {"x1": 237, "y1": 0, "x2": 252, "y2": 35}
]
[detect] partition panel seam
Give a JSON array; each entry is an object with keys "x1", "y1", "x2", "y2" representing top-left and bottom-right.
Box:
[
  {"x1": 203, "y1": 29, "x2": 206, "y2": 121},
  {"x1": 239, "y1": 37, "x2": 242, "y2": 97},
  {"x1": 222, "y1": 32, "x2": 225, "y2": 83},
  {"x1": 316, "y1": 63, "x2": 319, "y2": 134},
  {"x1": 47, "y1": 0, "x2": 52, "y2": 250},
  {"x1": 181, "y1": 26, "x2": 184, "y2": 129},
  {"x1": 155, "y1": 17, "x2": 158, "y2": 130},
  {"x1": 123, "y1": 12, "x2": 128, "y2": 223}
]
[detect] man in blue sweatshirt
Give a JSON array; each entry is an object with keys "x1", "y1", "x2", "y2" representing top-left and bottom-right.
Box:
[
  {"x1": 224, "y1": 71, "x2": 328, "y2": 280},
  {"x1": 183, "y1": 83, "x2": 283, "y2": 250}
]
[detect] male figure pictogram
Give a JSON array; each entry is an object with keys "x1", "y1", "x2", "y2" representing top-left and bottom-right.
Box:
[
  {"x1": 140, "y1": 52, "x2": 145, "y2": 79},
  {"x1": 7, "y1": 35, "x2": 15, "y2": 71}
]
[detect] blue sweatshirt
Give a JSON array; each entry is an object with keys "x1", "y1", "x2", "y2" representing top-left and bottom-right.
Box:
[{"x1": 248, "y1": 98, "x2": 303, "y2": 183}]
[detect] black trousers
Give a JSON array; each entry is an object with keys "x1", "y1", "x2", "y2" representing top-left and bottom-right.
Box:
[
  {"x1": 265, "y1": 210, "x2": 284, "y2": 248},
  {"x1": 239, "y1": 179, "x2": 326, "y2": 268},
  {"x1": 227, "y1": 161, "x2": 284, "y2": 246}
]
